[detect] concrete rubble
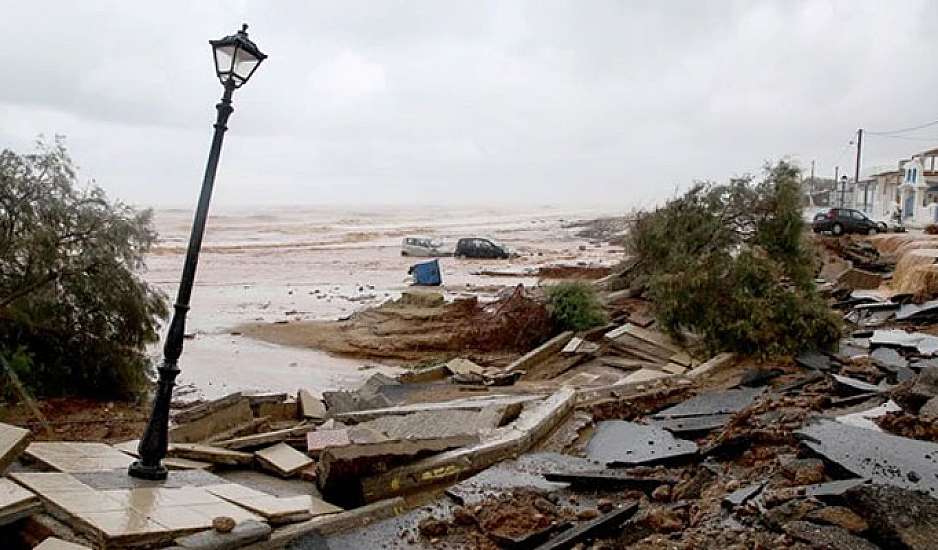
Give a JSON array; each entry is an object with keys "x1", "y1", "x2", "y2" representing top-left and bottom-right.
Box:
[{"x1": 10, "y1": 236, "x2": 938, "y2": 547}]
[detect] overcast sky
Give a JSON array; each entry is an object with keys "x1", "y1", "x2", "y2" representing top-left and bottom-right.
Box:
[{"x1": 2, "y1": 1, "x2": 936, "y2": 208}]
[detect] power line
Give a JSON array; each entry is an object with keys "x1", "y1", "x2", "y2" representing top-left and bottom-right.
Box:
[
  {"x1": 867, "y1": 118, "x2": 938, "y2": 136},
  {"x1": 865, "y1": 133, "x2": 938, "y2": 142}
]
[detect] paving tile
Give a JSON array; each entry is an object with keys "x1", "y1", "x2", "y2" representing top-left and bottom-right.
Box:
[
  {"x1": 621, "y1": 368, "x2": 671, "y2": 384},
  {"x1": 12, "y1": 472, "x2": 262, "y2": 545},
  {"x1": 9, "y1": 472, "x2": 94, "y2": 493},
  {"x1": 33, "y1": 537, "x2": 92, "y2": 550},
  {"x1": 203, "y1": 482, "x2": 334, "y2": 521},
  {"x1": 255, "y1": 442, "x2": 313, "y2": 477},
  {"x1": 306, "y1": 429, "x2": 352, "y2": 454},
  {"x1": 77, "y1": 508, "x2": 168, "y2": 540},
  {"x1": 72, "y1": 468, "x2": 227, "y2": 490},
  {"x1": 44, "y1": 490, "x2": 126, "y2": 513},
  {"x1": 26, "y1": 442, "x2": 135, "y2": 473},
  {"x1": 0, "y1": 421, "x2": 31, "y2": 473},
  {"x1": 0, "y1": 477, "x2": 41, "y2": 526}
]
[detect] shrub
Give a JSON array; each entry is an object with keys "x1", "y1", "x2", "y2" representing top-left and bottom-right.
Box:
[
  {"x1": 0, "y1": 139, "x2": 167, "y2": 399},
  {"x1": 545, "y1": 282, "x2": 608, "y2": 331},
  {"x1": 623, "y1": 160, "x2": 840, "y2": 357}
]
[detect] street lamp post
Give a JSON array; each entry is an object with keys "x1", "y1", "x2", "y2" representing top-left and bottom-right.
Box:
[{"x1": 129, "y1": 24, "x2": 266, "y2": 480}]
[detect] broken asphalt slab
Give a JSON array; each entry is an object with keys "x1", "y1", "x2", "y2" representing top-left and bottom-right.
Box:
[
  {"x1": 796, "y1": 419, "x2": 938, "y2": 496},
  {"x1": 871, "y1": 329, "x2": 938, "y2": 356},
  {"x1": 653, "y1": 387, "x2": 763, "y2": 419},
  {"x1": 532, "y1": 502, "x2": 639, "y2": 550},
  {"x1": 586, "y1": 420, "x2": 698, "y2": 467},
  {"x1": 645, "y1": 414, "x2": 735, "y2": 437},
  {"x1": 443, "y1": 452, "x2": 583, "y2": 506}
]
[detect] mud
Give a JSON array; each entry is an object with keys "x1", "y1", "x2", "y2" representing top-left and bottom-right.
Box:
[{"x1": 144, "y1": 206, "x2": 622, "y2": 399}]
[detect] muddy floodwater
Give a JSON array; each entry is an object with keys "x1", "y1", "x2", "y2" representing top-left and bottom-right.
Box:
[{"x1": 144, "y1": 205, "x2": 622, "y2": 400}]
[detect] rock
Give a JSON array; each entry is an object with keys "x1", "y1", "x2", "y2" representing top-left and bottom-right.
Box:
[
  {"x1": 806, "y1": 506, "x2": 868, "y2": 534},
  {"x1": 651, "y1": 485, "x2": 672, "y2": 502},
  {"x1": 781, "y1": 458, "x2": 826, "y2": 486},
  {"x1": 212, "y1": 516, "x2": 236, "y2": 533},
  {"x1": 597, "y1": 498, "x2": 614, "y2": 513},
  {"x1": 639, "y1": 506, "x2": 684, "y2": 533},
  {"x1": 921, "y1": 396, "x2": 938, "y2": 420},
  {"x1": 763, "y1": 499, "x2": 821, "y2": 528},
  {"x1": 577, "y1": 508, "x2": 600, "y2": 520},
  {"x1": 845, "y1": 483, "x2": 938, "y2": 550},
  {"x1": 418, "y1": 517, "x2": 449, "y2": 538},
  {"x1": 672, "y1": 467, "x2": 717, "y2": 500},
  {"x1": 911, "y1": 368, "x2": 938, "y2": 403},
  {"x1": 452, "y1": 506, "x2": 475, "y2": 526},
  {"x1": 783, "y1": 521, "x2": 879, "y2": 550}
]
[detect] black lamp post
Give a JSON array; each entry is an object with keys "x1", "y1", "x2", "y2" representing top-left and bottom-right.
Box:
[{"x1": 129, "y1": 24, "x2": 266, "y2": 480}]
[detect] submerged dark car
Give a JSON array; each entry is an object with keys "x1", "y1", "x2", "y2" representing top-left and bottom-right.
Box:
[
  {"x1": 454, "y1": 237, "x2": 510, "y2": 259},
  {"x1": 812, "y1": 208, "x2": 882, "y2": 236}
]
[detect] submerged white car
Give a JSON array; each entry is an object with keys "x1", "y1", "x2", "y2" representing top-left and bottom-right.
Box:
[{"x1": 400, "y1": 236, "x2": 449, "y2": 257}]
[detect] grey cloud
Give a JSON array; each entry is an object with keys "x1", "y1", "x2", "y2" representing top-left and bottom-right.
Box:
[{"x1": 1, "y1": 0, "x2": 936, "y2": 207}]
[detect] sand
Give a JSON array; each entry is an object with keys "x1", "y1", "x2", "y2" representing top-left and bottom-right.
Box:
[{"x1": 143, "y1": 205, "x2": 622, "y2": 399}]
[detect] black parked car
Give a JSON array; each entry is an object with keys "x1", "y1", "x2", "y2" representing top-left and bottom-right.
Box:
[
  {"x1": 454, "y1": 237, "x2": 510, "y2": 259},
  {"x1": 812, "y1": 208, "x2": 882, "y2": 236}
]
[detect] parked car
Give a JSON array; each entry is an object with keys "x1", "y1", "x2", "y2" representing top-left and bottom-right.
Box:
[
  {"x1": 454, "y1": 237, "x2": 510, "y2": 259},
  {"x1": 401, "y1": 236, "x2": 447, "y2": 257},
  {"x1": 812, "y1": 208, "x2": 881, "y2": 236}
]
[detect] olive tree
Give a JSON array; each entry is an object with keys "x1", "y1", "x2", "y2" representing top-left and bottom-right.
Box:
[{"x1": 0, "y1": 139, "x2": 167, "y2": 398}]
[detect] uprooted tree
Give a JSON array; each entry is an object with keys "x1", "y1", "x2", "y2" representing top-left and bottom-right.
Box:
[
  {"x1": 0, "y1": 138, "x2": 167, "y2": 399},
  {"x1": 622, "y1": 160, "x2": 840, "y2": 357}
]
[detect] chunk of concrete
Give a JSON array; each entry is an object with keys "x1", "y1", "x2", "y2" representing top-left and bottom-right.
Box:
[
  {"x1": 797, "y1": 419, "x2": 938, "y2": 496},
  {"x1": 830, "y1": 373, "x2": 886, "y2": 394},
  {"x1": 317, "y1": 434, "x2": 478, "y2": 507},
  {"x1": 255, "y1": 443, "x2": 314, "y2": 478},
  {"x1": 654, "y1": 387, "x2": 763, "y2": 419},
  {"x1": 174, "y1": 519, "x2": 272, "y2": 549},
  {"x1": 844, "y1": 483, "x2": 938, "y2": 550},
  {"x1": 355, "y1": 408, "x2": 504, "y2": 440},
  {"x1": 168, "y1": 443, "x2": 254, "y2": 466},
  {"x1": 215, "y1": 425, "x2": 315, "y2": 451},
  {"x1": 686, "y1": 352, "x2": 735, "y2": 379},
  {"x1": 170, "y1": 397, "x2": 254, "y2": 444},
  {"x1": 0, "y1": 421, "x2": 31, "y2": 474},
  {"x1": 360, "y1": 388, "x2": 576, "y2": 503},
  {"x1": 621, "y1": 368, "x2": 671, "y2": 385},
  {"x1": 722, "y1": 481, "x2": 766, "y2": 508},
  {"x1": 505, "y1": 331, "x2": 574, "y2": 373},
  {"x1": 294, "y1": 390, "x2": 325, "y2": 421},
  {"x1": 586, "y1": 420, "x2": 698, "y2": 467},
  {"x1": 306, "y1": 429, "x2": 353, "y2": 456}
]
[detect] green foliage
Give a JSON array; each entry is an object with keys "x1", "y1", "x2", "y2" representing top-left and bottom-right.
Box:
[
  {"x1": 624, "y1": 160, "x2": 839, "y2": 358},
  {"x1": 546, "y1": 282, "x2": 608, "y2": 331},
  {"x1": 0, "y1": 138, "x2": 168, "y2": 399}
]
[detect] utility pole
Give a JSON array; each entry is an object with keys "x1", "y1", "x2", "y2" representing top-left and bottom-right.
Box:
[
  {"x1": 836, "y1": 165, "x2": 842, "y2": 207},
  {"x1": 856, "y1": 128, "x2": 865, "y2": 212},
  {"x1": 810, "y1": 160, "x2": 816, "y2": 194}
]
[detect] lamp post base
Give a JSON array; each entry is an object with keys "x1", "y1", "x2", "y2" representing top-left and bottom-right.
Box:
[{"x1": 128, "y1": 459, "x2": 168, "y2": 480}]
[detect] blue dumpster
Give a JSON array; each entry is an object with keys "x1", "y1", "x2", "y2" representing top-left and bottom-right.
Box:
[{"x1": 410, "y1": 259, "x2": 442, "y2": 286}]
